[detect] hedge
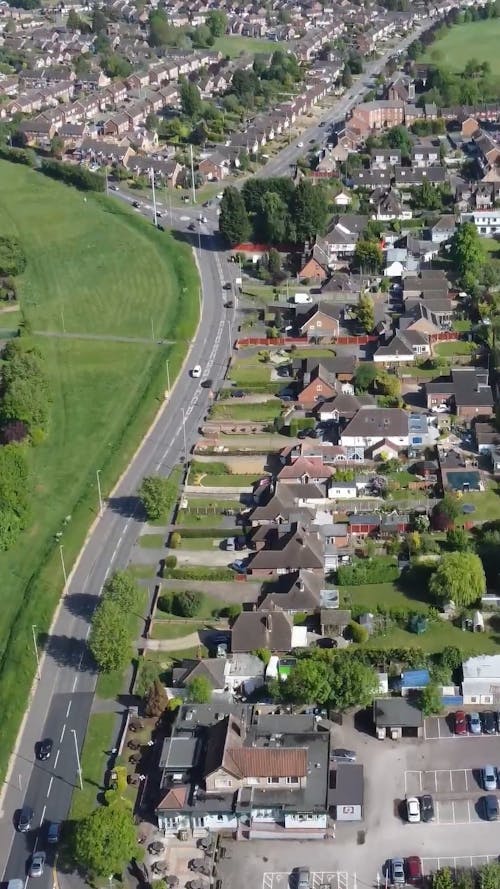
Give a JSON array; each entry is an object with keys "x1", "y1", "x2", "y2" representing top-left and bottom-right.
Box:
[
  {"x1": 176, "y1": 527, "x2": 240, "y2": 539},
  {"x1": 162, "y1": 566, "x2": 235, "y2": 581},
  {"x1": 40, "y1": 159, "x2": 105, "y2": 192},
  {"x1": 0, "y1": 145, "x2": 37, "y2": 167},
  {"x1": 337, "y1": 558, "x2": 399, "y2": 586}
]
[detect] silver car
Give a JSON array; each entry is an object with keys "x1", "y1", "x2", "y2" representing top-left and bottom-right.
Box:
[
  {"x1": 297, "y1": 869, "x2": 310, "y2": 889},
  {"x1": 469, "y1": 712, "x2": 482, "y2": 734},
  {"x1": 391, "y1": 859, "x2": 405, "y2": 886},
  {"x1": 482, "y1": 765, "x2": 497, "y2": 791},
  {"x1": 29, "y1": 852, "x2": 46, "y2": 878}
]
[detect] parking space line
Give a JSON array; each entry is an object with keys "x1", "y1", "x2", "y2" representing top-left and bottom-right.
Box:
[
  {"x1": 465, "y1": 770, "x2": 468, "y2": 791},
  {"x1": 450, "y1": 770, "x2": 453, "y2": 790},
  {"x1": 467, "y1": 799, "x2": 471, "y2": 823},
  {"x1": 434, "y1": 771, "x2": 438, "y2": 792}
]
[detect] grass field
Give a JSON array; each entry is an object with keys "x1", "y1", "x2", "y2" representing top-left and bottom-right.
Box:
[
  {"x1": 421, "y1": 19, "x2": 500, "y2": 74},
  {"x1": 0, "y1": 161, "x2": 199, "y2": 780},
  {"x1": 69, "y1": 713, "x2": 115, "y2": 820},
  {"x1": 210, "y1": 399, "x2": 282, "y2": 421},
  {"x1": 434, "y1": 340, "x2": 475, "y2": 356},
  {"x1": 213, "y1": 35, "x2": 284, "y2": 58}
]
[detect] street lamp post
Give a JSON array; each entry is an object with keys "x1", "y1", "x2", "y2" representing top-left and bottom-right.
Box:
[
  {"x1": 71, "y1": 729, "x2": 83, "y2": 790},
  {"x1": 96, "y1": 469, "x2": 103, "y2": 515},
  {"x1": 59, "y1": 544, "x2": 67, "y2": 585},
  {"x1": 165, "y1": 359, "x2": 171, "y2": 393},
  {"x1": 31, "y1": 624, "x2": 41, "y2": 681},
  {"x1": 181, "y1": 407, "x2": 187, "y2": 458}
]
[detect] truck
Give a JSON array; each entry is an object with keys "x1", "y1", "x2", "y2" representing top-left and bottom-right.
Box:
[{"x1": 293, "y1": 292, "x2": 313, "y2": 304}]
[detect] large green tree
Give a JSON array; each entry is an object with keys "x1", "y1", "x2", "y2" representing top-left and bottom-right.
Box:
[
  {"x1": 281, "y1": 658, "x2": 332, "y2": 704},
  {"x1": 420, "y1": 683, "x2": 443, "y2": 716},
  {"x1": 329, "y1": 655, "x2": 378, "y2": 711},
  {"x1": 291, "y1": 180, "x2": 328, "y2": 244},
  {"x1": 355, "y1": 292, "x2": 375, "y2": 332},
  {"x1": 103, "y1": 571, "x2": 140, "y2": 611},
  {"x1": 219, "y1": 187, "x2": 251, "y2": 247},
  {"x1": 89, "y1": 599, "x2": 130, "y2": 673},
  {"x1": 179, "y1": 79, "x2": 202, "y2": 118},
  {"x1": 187, "y1": 676, "x2": 213, "y2": 703},
  {"x1": 353, "y1": 240, "x2": 383, "y2": 272},
  {"x1": 139, "y1": 474, "x2": 178, "y2": 522},
  {"x1": 257, "y1": 191, "x2": 289, "y2": 244},
  {"x1": 206, "y1": 10, "x2": 227, "y2": 36},
  {"x1": 73, "y1": 803, "x2": 138, "y2": 877},
  {"x1": 450, "y1": 221, "x2": 485, "y2": 289},
  {"x1": 429, "y1": 551, "x2": 486, "y2": 606}
]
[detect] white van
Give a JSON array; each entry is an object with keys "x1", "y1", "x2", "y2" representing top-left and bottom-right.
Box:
[{"x1": 293, "y1": 292, "x2": 313, "y2": 304}]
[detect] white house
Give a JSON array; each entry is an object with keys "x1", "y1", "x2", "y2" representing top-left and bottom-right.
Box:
[
  {"x1": 462, "y1": 654, "x2": 500, "y2": 705},
  {"x1": 328, "y1": 481, "x2": 357, "y2": 499},
  {"x1": 460, "y1": 210, "x2": 500, "y2": 236}
]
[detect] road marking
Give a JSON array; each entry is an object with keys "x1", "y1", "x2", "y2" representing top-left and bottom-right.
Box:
[
  {"x1": 85, "y1": 625, "x2": 90, "y2": 640},
  {"x1": 54, "y1": 749, "x2": 60, "y2": 769},
  {"x1": 72, "y1": 674, "x2": 78, "y2": 692},
  {"x1": 40, "y1": 805, "x2": 46, "y2": 826},
  {"x1": 66, "y1": 701, "x2": 72, "y2": 717},
  {"x1": 59, "y1": 725, "x2": 65, "y2": 744},
  {"x1": 47, "y1": 777, "x2": 53, "y2": 798},
  {"x1": 450, "y1": 769, "x2": 453, "y2": 790}
]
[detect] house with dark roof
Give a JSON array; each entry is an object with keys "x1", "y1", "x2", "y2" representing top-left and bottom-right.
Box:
[
  {"x1": 340, "y1": 407, "x2": 410, "y2": 459},
  {"x1": 247, "y1": 523, "x2": 325, "y2": 577},
  {"x1": 425, "y1": 368, "x2": 494, "y2": 422},
  {"x1": 231, "y1": 611, "x2": 296, "y2": 652},
  {"x1": 297, "y1": 302, "x2": 341, "y2": 341}
]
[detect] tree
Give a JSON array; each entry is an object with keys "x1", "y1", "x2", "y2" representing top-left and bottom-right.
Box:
[
  {"x1": 267, "y1": 248, "x2": 282, "y2": 282},
  {"x1": 480, "y1": 863, "x2": 500, "y2": 889},
  {"x1": 206, "y1": 9, "x2": 227, "y2": 36},
  {"x1": 102, "y1": 53, "x2": 132, "y2": 79},
  {"x1": 139, "y1": 475, "x2": 177, "y2": 521},
  {"x1": 291, "y1": 180, "x2": 328, "y2": 244},
  {"x1": 73, "y1": 803, "x2": 138, "y2": 877},
  {"x1": 450, "y1": 221, "x2": 486, "y2": 288},
  {"x1": 144, "y1": 678, "x2": 168, "y2": 716},
  {"x1": 172, "y1": 590, "x2": 203, "y2": 617},
  {"x1": 376, "y1": 369, "x2": 400, "y2": 398},
  {"x1": 91, "y1": 5, "x2": 107, "y2": 33},
  {"x1": 353, "y1": 241, "x2": 383, "y2": 273},
  {"x1": 445, "y1": 527, "x2": 471, "y2": 551},
  {"x1": 0, "y1": 235, "x2": 26, "y2": 277},
  {"x1": 432, "y1": 869, "x2": 455, "y2": 889},
  {"x1": 257, "y1": 191, "x2": 289, "y2": 244},
  {"x1": 341, "y1": 65, "x2": 353, "y2": 88},
  {"x1": 420, "y1": 683, "x2": 443, "y2": 717},
  {"x1": 431, "y1": 493, "x2": 460, "y2": 530},
  {"x1": 281, "y1": 658, "x2": 332, "y2": 704},
  {"x1": 354, "y1": 362, "x2": 377, "y2": 392},
  {"x1": 0, "y1": 444, "x2": 30, "y2": 545},
  {"x1": 413, "y1": 513, "x2": 430, "y2": 533},
  {"x1": 180, "y1": 79, "x2": 202, "y2": 118},
  {"x1": 219, "y1": 187, "x2": 251, "y2": 247},
  {"x1": 187, "y1": 676, "x2": 213, "y2": 703},
  {"x1": 348, "y1": 621, "x2": 369, "y2": 644},
  {"x1": 89, "y1": 599, "x2": 130, "y2": 673},
  {"x1": 329, "y1": 654, "x2": 378, "y2": 711},
  {"x1": 355, "y1": 292, "x2": 375, "y2": 332},
  {"x1": 103, "y1": 571, "x2": 140, "y2": 611},
  {"x1": 384, "y1": 125, "x2": 412, "y2": 159},
  {"x1": 429, "y1": 551, "x2": 486, "y2": 606}
]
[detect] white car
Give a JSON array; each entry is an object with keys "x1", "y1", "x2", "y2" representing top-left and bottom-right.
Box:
[
  {"x1": 431, "y1": 404, "x2": 448, "y2": 414},
  {"x1": 191, "y1": 365, "x2": 202, "y2": 378},
  {"x1": 406, "y1": 796, "x2": 421, "y2": 823}
]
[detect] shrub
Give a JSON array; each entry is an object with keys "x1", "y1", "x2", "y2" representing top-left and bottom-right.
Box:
[
  {"x1": 157, "y1": 592, "x2": 173, "y2": 614},
  {"x1": 337, "y1": 558, "x2": 399, "y2": 586},
  {"x1": 172, "y1": 590, "x2": 203, "y2": 617},
  {"x1": 164, "y1": 555, "x2": 177, "y2": 569},
  {"x1": 163, "y1": 567, "x2": 234, "y2": 581},
  {"x1": 180, "y1": 526, "x2": 239, "y2": 539},
  {"x1": 0, "y1": 236, "x2": 26, "y2": 277},
  {"x1": 135, "y1": 657, "x2": 160, "y2": 697},
  {"x1": 169, "y1": 531, "x2": 182, "y2": 548},
  {"x1": 40, "y1": 158, "x2": 105, "y2": 192},
  {"x1": 348, "y1": 621, "x2": 369, "y2": 644},
  {"x1": 221, "y1": 604, "x2": 242, "y2": 620},
  {"x1": 253, "y1": 647, "x2": 271, "y2": 665},
  {"x1": 0, "y1": 145, "x2": 37, "y2": 167}
]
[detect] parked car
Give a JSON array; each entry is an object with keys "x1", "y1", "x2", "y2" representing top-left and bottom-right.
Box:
[
  {"x1": 188, "y1": 222, "x2": 196, "y2": 231},
  {"x1": 420, "y1": 794, "x2": 435, "y2": 822},
  {"x1": 36, "y1": 738, "x2": 53, "y2": 761},
  {"x1": 17, "y1": 805, "x2": 34, "y2": 833},
  {"x1": 469, "y1": 712, "x2": 482, "y2": 734},
  {"x1": 231, "y1": 389, "x2": 244, "y2": 398},
  {"x1": 454, "y1": 711, "x2": 467, "y2": 735},
  {"x1": 29, "y1": 852, "x2": 46, "y2": 878},
  {"x1": 200, "y1": 378, "x2": 213, "y2": 389},
  {"x1": 406, "y1": 796, "x2": 421, "y2": 823},
  {"x1": 47, "y1": 821, "x2": 61, "y2": 845},
  {"x1": 482, "y1": 711, "x2": 496, "y2": 735},
  {"x1": 331, "y1": 748, "x2": 356, "y2": 762},
  {"x1": 390, "y1": 859, "x2": 406, "y2": 885},
  {"x1": 224, "y1": 300, "x2": 234, "y2": 308},
  {"x1": 482, "y1": 765, "x2": 497, "y2": 791},
  {"x1": 297, "y1": 869, "x2": 310, "y2": 889},
  {"x1": 406, "y1": 857, "x2": 423, "y2": 885},
  {"x1": 230, "y1": 559, "x2": 247, "y2": 574},
  {"x1": 132, "y1": 200, "x2": 140, "y2": 209},
  {"x1": 483, "y1": 795, "x2": 499, "y2": 821}
]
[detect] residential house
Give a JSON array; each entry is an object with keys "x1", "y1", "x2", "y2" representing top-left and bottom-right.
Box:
[
  {"x1": 247, "y1": 523, "x2": 325, "y2": 578},
  {"x1": 296, "y1": 363, "x2": 337, "y2": 408},
  {"x1": 198, "y1": 152, "x2": 229, "y2": 181},
  {"x1": 462, "y1": 655, "x2": 500, "y2": 706},
  {"x1": 430, "y1": 215, "x2": 456, "y2": 244},
  {"x1": 340, "y1": 407, "x2": 409, "y2": 460},
  {"x1": 103, "y1": 113, "x2": 130, "y2": 137},
  {"x1": 172, "y1": 655, "x2": 265, "y2": 697},
  {"x1": 411, "y1": 143, "x2": 440, "y2": 168},
  {"x1": 231, "y1": 610, "x2": 296, "y2": 652},
  {"x1": 297, "y1": 302, "x2": 341, "y2": 342},
  {"x1": 17, "y1": 115, "x2": 54, "y2": 146},
  {"x1": 425, "y1": 368, "x2": 494, "y2": 421},
  {"x1": 460, "y1": 209, "x2": 500, "y2": 236},
  {"x1": 370, "y1": 147, "x2": 401, "y2": 170}
]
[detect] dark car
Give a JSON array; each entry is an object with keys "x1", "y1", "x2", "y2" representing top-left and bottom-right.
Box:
[
  {"x1": 420, "y1": 794, "x2": 435, "y2": 822},
  {"x1": 231, "y1": 389, "x2": 245, "y2": 398},
  {"x1": 47, "y1": 821, "x2": 61, "y2": 845},
  {"x1": 132, "y1": 200, "x2": 140, "y2": 209},
  {"x1": 483, "y1": 795, "x2": 499, "y2": 821},
  {"x1": 454, "y1": 710, "x2": 467, "y2": 735},
  {"x1": 297, "y1": 429, "x2": 309, "y2": 439},
  {"x1": 188, "y1": 222, "x2": 196, "y2": 231},
  {"x1": 37, "y1": 738, "x2": 53, "y2": 761},
  {"x1": 482, "y1": 711, "x2": 497, "y2": 735},
  {"x1": 224, "y1": 300, "x2": 234, "y2": 308},
  {"x1": 200, "y1": 379, "x2": 213, "y2": 389},
  {"x1": 331, "y1": 748, "x2": 356, "y2": 762},
  {"x1": 307, "y1": 428, "x2": 320, "y2": 438},
  {"x1": 223, "y1": 282, "x2": 232, "y2": 290},
  {"x1": 17, "y1": 805, "x2": 34, "y2": 832}
]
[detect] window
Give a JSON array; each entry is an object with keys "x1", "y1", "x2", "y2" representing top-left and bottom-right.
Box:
[
  {"x1": 287, "y1": 777, "x2": 299, "y2": 784},
  {"x1": 267, "y1": 777, "x2": 280, "y2": 784}
]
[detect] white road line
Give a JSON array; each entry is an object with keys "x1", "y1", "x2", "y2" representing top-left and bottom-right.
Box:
[
  {"x1": 438, "y1": 718, "x2": 442, "y2": 738},
  {"x1": 66, "y1": 701, "x2": 72, "y2": 717},
  {"x1": 451, "y1": 800, "x2": 455, "y2": 824},
  {"x1": 465, "y1": 769, "x2": 468, "y2": 791},
  {"x1": 40, "y1": 805, "x2": 46, "y2": 826},
  {"x1": 72, "y1": 674, "x2": 78, "y2": 692},
  {"x1": 450, "y1": 769, "x2": 453, "y2": 790},
  {"x1": 467, "y1": 799, "x2": 471, "y2": 822},
  {"x1": 59, "y1": 725, "x2": 66, "y2": 744},
  {"x1": 54, "y1": 749, "x2": 60, "y2": 769},
  {"x1": 434, "y1": 771, "x2": 438, "y2": 792},
  {"x1": 47, "y1": 777, "x2": 53, "y2": 797}
]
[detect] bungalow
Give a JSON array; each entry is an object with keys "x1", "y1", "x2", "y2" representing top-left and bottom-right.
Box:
[{"x1": 340, "y1": 407, "x2": 409, "y2": 452}]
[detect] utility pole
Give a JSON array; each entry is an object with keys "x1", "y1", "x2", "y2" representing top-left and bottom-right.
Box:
[
  {"x1": 190, "y1": 144, "x2": 196, "y2": 204},
  {"x1": 96, "y1": 469, "x2": 103, "y2": 515},
  {"x1": 71, "y1": 729, "x2": 83, "y2": 790},
  {"x1": 59, "y1": 544, "x2": 67, "y2": 585},
  {"x1": 227, "y1": 318, "x2": 233, "y2": 355},
  {"x1": 31, "y1": 625, "x2": 41, "y2": 681},
  {"x1": 150, "y1": 168, "x2": 157, "y2": 228}
]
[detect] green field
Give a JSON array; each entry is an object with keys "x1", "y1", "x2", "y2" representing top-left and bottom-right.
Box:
[
  {"x1": 213, "y1": 35, "x2": 284, "y2": 58},
  {"x1": 0, "y1": 161, "x2": 198, "y2": 780},
  {"x1": 422, "y1": 19, "x2": 500, "y2": 74}
]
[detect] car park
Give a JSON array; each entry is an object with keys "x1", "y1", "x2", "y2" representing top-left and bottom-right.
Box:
[
  {"x1": 17, "y1": 805, "x2": 33, "y2": 832},
  {"x1": 469, "y1": 711, "x2": 482, "y2": 734},
  {"x1": 482, "y1": 711, "x2": 496, "y2": 734},
  {"x1": 29, "y1": 852, "x2": 46, "y2": 878},
  {"x1": 390, "y1": 858, "x2": 405, "y2": 885},
  {"x1": 406, "y1": 796, "x2": 421, "y2": 823},
  {"x1": 483, "y1": 794, "x2": 499, "y2": 821},
  {"x1": 420, "y1": 794, "x2": 434, "y2": 822},
  {"x1": 482, "y1": 765, "x2": 497, "y2": 791},
  {"x1": 191, "y1": 365, "x2": 201, "y2": 378},
  {"x1": 36, "y1": 738, "x2": 53, "y2": 760},
  {"x1": 454, "y1": 710, "x2": 467, "y2": 735}
]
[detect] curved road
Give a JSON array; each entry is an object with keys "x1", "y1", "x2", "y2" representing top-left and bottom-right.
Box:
[{"x1": 0, "y1": 206, "x2": 232, "y2": 887}]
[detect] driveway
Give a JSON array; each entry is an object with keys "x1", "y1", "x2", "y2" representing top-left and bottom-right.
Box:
[{"x1": 176, "y1": 547, "x2": 251, "y2": 567}]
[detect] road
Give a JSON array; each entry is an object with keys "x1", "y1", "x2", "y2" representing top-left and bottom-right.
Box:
[{"x1": 0, "y1": 200, "x2": 233, "y2": 888}]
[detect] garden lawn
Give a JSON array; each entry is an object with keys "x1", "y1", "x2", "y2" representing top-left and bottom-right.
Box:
[
  {"x1": 434, "y1": 340, "x2": 475, "y2": 356},
  {"x1": 229, "y1": 356, "x2": 272, "y2": 386},
  {"x1": 341, "y1": 582, "x2": 430, "y2": 612},
  {"x1": 459, "y1": 484, "x2": 500, "y2": 524},
  {"x1": 150, "y1": 620, "x2": 205, "y2": 640},
  {"x1": 157, "y1": 591, "x2": 228, "y2": 617},
  {"x1": 213, "y1": 35, "x2": 285, "y2": 57},
  {"x1": 421, "y1": 19, "x2": 500, "y2": 75},
  {"x1": 69, "y1": 713, "x2": 115, "y2": 820},
  {"x1": 0, "y1": 161, "x2": 198, "y2": 780},
  {"x1": 138, "y1": 533, "x2": 166, "y2": 549},
  {"x1": 366, "y1": 622, "x2": 500, "y2": 655},
  {"x1": 210, "y1": 400, "x2": 282, "y2": 421},
  {"x1": 198, "y1": 474, "x2": 259, "y2": 487}
]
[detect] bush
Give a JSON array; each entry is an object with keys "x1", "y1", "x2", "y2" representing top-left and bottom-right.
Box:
[
  {"x1": 347, "y1": 621, "x2": 369, "y2": 644},
  {"x1": 163, "y1": 566, "x2": 235, "y2": 581},
  {"x1": 0, "y1": 236, "x2": 26, "y2": 277},
  {"x1": 0, "y1": 145, "x2": 37, "y2": 167},
  {"x1": 179, "y1": 526, "x2": 240, "y2": 538},
  {"x1": 172, "y1": 590, "x2": 203, "y2": 617},
  {"x1": 221, "y1": 604, "x2": 242, "y2": 620},
  {"x1": 157, "y1": 592, "x2": 173, "y2": 613},
  {"x1": 164, "y1": 555, "x2": 177, "y2": 569},
  {"x1": 169, "y1": 531, "x2": 182, "y2": 548},
  {"x1": 337, "y1": 558, "x2": 399, "y2": 586},
  {"x1": 40, "y1": 159, "x2": 105, "y2": 192},
  {"x1": 253, "y1": 647, "x2": 271, "y2": 665},
  {"x1": 134, "y1": 657, "x2": 160, "y2": 697}
]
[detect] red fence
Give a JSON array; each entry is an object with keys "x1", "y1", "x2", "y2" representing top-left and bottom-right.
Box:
[
  {"x1": 235, "y1": 334, "x2": 378, "y2": 348},
  {"x1": 428, "y1": 331, "x2": 459, "y2": 344}
]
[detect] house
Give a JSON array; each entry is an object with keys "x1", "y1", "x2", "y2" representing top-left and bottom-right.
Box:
[
  {"x1": 259, "y1": 570, "x2": 324, "y2": 614},
  {"x1": 411, "y1": 143, "x2": 440, "y2": 168},
  {"x1": 340, "y1": 407, "x2": 409, "y2": 453},
  {"x1": 299, "y1": 243, "x2": 330, "y2": 282},
  {"x1": 16, "y1": 116, "x2": 55, "y2": 146},
  {"x1": 373, "y1": 333, "x2": 417, "y2": 364},
  {"x1": 475, "y1": 422, "x2": 500, "y2": 455},
  {"x1": 277, "y1": 457, "x2": 333, "y2": 486},
  {"x1": 198, "y1": 152, "x2": 229, "y2": 181},
  {"x1": 430, "y1": 215, "x2": 456, "y2": 244},
  {"x1": 370, "y1": 147, "x2": 401, "y2": 170},
  {"x1": 329, "y1": 481, "x2": 357, "y2": 499},
  {"x1": 231, "y1": 611, "x2": 295, "y2": 653},
  {"x1": 462, "y1": 655, "x2": 500, "y2": 705},
  {"x1": 296, "y1": 364, "x2": 337, "y2": 408},
  {"x1": 247, "y1": 523, "x2": 324, "y2": 578},
  {"x1": 155, "y1": 703, "x2": 333, "y2": 839},
  {"x1": 460, "y1": 209, "x2": 500, "y2": 237},
  {"x1": 426, "y1": 368, "x2": 494, "y2": 422},
  {"x1": 297, "y1": 302, "x2": 340, "y2": 342},
  {"x1": 329, "y1": 764, "x2": 364, "y2": 821},
  {"x1": 103, "y1": 113, "x2": 130, "y2": 137},
  {"x1": 172, "y1": 656, "x2": 265, "y2": 697},
  {"x1": 373, "y1": 697, "x2": 424, "y2": 740}
]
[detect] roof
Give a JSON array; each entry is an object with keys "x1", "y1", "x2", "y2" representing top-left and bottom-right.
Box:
[
  {"x1": 172, "y1": 658, "x2": 226, "y2": 689},
  {"x1": 231, "y1": 611, "x2": 293, "y2": 653},
  {"x1": 329, "y1": 763, "x2": 364, "y2": 807},
  {"x1": 373, "y1": 697, "x2": 423, "y2": 728},
  {"x1": 341, "y1": 407, "x2": 409, "y2": 439},
  {"x1": 229, "y1": 746, "x2": 308, "y2": 778},
  {"x1": 462, "y1": 654, "x2": 500, "y2": 680}
]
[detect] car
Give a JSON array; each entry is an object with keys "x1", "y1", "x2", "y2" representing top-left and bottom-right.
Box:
[
  {"x1": 191, "y1": 365, "x2": 201, "y2": 378},
  {"x1": 132, "y1": 200, "x2": 141, "y2": 209},
  {"x1": 390, "y1": 858, "x2": 406, "y2": 885},
  {"x1": 188, "y1": 222, "x2": 196, "y2": 231},
  {"x1": 47, "y1": 821, "x2": 61, "y2": 845},
  {"x1": 297, "y1": 869, "x2": 310, "y2": 889},
  {"x1": 223, "y1": 282, "x2": 232, "y2": 290},
  {"x1": 224, "y1": 300, "x2": 234, "y2": 308},
  {"x1": 297, "y1": 141, "x2": 304, "y2": 148},
  {"x1": 156, "y1": 211, "x2": 163, "y2": 218},
  {"x1": 231, "y1": 559, "x2": 247, "y2": 574},
  {"x1": 482, "y1": 765, "x2": 497, "y2": 791},
  {"x1": 483, "y1": 794, "x2": 499, "y2": 821},
  {"x1": 406, "y1": 857, "x2": 423, "y2": 885},
  {"x1": 331, "y1": 748, "x2": 356, "y2": 762},
  {"x1": 469, "y1": 711, "x2": 482, "y2": 734},
  {"x1": 199, "y1": 215, "x2": 208, "y2": 224},
  {"x1": 482, "y1": 711, "x2": 497, "y2": 735},
  {"x1": 420, "y1": 794, "x2": 435, "y2": 822},
  {"x1": 36, "y1": 738, "x2": 53, "y2": 760},
  {"x1": 17, "y1": 805, "x2": 34, "y2": 832},
  {"x1": 496, "y1": 711, "x2": 500, "y2": 733},
  {"x1": 406, "y1": 796, "x2": 421, "y2": 823},
  {"x1": 200, "y1": 378, "x2": 213, "y2": 389},
  {"x1": 454, "y1": 710, "x2": 467, "y2": 735},
  {"x1": 230, "y1": 389, "x2": 245, "y2": 398},
  {"x1": 110, "y1": 184, "x2": 119, "y2": 191},
  {"x1": 319, "y1": 121, "x2": 326, "y2": 127},
  {"x1": 29, "y1": 852, "x2": 46, "y2": 878},
  {"x1": 307, "y1": 428, "x2": 320, "y2": 438}
]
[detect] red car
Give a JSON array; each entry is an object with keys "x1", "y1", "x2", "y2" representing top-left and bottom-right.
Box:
[
  {"x1": 454, "y1": 710, "x2": 467, "y2": 735},
  {"x1": 406, "y1": 857, "x2": 423, "y2": 885}
]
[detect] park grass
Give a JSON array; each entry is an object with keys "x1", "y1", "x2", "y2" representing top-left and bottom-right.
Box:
[
  {"x1": 0, "y1": 161, "x2": 199, "y2": 781},
  {"x1": 213, "y1": 35, "x2": 285, "y2": 58},
  {"x1": 434, "y1": 340, "x2": 475, "y2": 356},
  {"x1": 137, "y1": 533, "x2": 166, "y2": 549},
  {"x1": 69, "y1": 713, "x2": 115, "y2": 820},
  {"x1": 421, "y1": 19, "x2": 500, "y2": 76},
  {"x1": 210, "y1": 399, "x2": 282, "y2": 421}
]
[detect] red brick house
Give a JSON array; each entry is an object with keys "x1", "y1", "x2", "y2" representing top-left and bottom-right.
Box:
[
  {"x1": 298, "y1": 302, "x2": 340, "y2": 342},
  {"x1": 297, "y1": 366, "x2": 336, "y2": 408}
]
